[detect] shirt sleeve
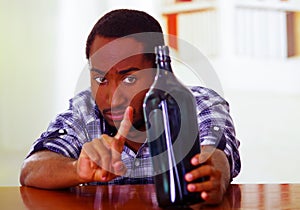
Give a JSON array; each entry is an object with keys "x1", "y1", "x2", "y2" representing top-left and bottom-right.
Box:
[
  {"x1": 191, "y1": 86, "x2": 241, "y2": 179},
  {"x1": 26, "y1": 102, "x2": 90, "y2": 159}
]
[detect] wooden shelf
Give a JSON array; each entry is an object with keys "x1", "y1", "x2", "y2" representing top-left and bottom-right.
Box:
[
  {"x1": 161, "y1": 1, "x2": 216, "y2": 14},
  {"x1": 160, "y1": 0, "x2": 300, "y2": 94},
  {"x1": 235, "y1": 0, "x2": 300, "y2": 11}
]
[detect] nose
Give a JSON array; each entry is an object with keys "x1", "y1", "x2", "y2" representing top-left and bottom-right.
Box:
[{"x1": 105, "y1": 81, "x2": 127, "y2": 109}]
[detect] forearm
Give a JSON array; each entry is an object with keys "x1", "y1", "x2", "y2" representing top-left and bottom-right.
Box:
[{"x1": 20, "y1": 150, "x2": 84, "y2": 189}]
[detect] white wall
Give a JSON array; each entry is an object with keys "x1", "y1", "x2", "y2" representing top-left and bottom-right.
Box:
[
  {"x1": 0, "y1": 0, "x2": 60, "y2": 150},
  {"x1": 105, "y1": 0, "x2": 161, "y2": 21},
  {"x1": 227, "y1": 90, "x2": 300, "y2": 184}
]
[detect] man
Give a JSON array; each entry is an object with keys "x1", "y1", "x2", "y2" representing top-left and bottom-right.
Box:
[{"x1": 20, "y1": 9, "x2": 241, "y2": 204}]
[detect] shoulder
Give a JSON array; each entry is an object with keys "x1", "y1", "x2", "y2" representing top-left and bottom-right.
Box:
[
  {"x1": 70, "y1": 89, "x2": 94, "y2": 108},
  {"x1": 69, "y1": 89, "x2": 95, "y2": 111},
  {"x1": 67, "y1": 89, "x2": 98, "y2": 124},
  {"x1": 188, "y1": 86, "x2": 228, "y2": 109},
  {"x1": 189, "y1": 86, "x2": 221, "y2": 98}
]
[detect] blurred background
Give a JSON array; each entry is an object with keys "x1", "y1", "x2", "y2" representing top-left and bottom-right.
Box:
[{"x1": 1, "y1": 0, "x2": 300, "y2": 186}]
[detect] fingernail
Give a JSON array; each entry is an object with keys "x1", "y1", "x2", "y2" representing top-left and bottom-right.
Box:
[
  {"x1": 188, "y1": 184, "x2": 196, "y2": 192},
  {"x1": 102, "y1": 176, "x2": 107, "y2": 181},
  {"x1": 116, "y1": 164, "x2": 123, "y2": 172},
  {"x1": 192, "y1": 157, "x2": 199, "y2": 165},
  {"x1": 113, "y1": 162, "x2": 124, "y2": 173},
  {"x1": 201, "y1": 191, "x2": 208, "y2": 200},
  {"x1": 185, "y1": 173, "x2": 193, "y2": 181}
]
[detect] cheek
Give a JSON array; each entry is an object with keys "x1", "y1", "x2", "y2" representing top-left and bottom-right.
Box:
[
  {"x1": 130, "y1": 75, "x2": 155, "y2": 105},
  {"x1": 91, "y1": 85, "x2": 106, "y2": 111},
  {"x1": 94, "y1": 94, "x2": 105, "y2": 112},
  {"x1": 90, "y1": 77, "x2": 99, "y2": 98},
  {"x1": 130, "y1": 92, "x2": 146, "y2": 125},
  {"x1": 91, "y1": 85, "x2": 97, "y2": 100},
  {"x1": 129, "y1": 89, "x2": 148, "y2": 109},
  {"x1": 125, "y1": 77, "x2": 154, "y2": 107}
]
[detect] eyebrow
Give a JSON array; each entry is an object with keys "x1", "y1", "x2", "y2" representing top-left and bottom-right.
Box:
[
  {"x1": 90, "y1": 68, "x2": 105, "y2": 75},
  {"x1": 118, "y1": 67, "x2": 140, "y2": 75},
  {"x1": 90, "y1": 67, "x2": 141, "y2": 75}
]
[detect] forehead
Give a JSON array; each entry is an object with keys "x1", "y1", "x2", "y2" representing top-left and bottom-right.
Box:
[{"x1": 89, "y1": 36, "x2": 146, "y2": 70}]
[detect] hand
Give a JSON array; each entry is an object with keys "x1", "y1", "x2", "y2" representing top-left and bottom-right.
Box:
[
  {"x1": 76, "y1": 106, "x2": 133, "y2": 183},
  {"x1": 184, "y1": 147, "x2": 229, "y2": 204}
]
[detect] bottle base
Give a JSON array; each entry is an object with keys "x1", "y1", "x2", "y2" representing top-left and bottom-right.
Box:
[{"x1": 157, "y1": 196, "x2": 204, "y2": 209}]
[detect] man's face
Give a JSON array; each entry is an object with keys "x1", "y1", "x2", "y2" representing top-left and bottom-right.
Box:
[{"x1": 89, "y1": 36, "x2": 155, "y2": 131}]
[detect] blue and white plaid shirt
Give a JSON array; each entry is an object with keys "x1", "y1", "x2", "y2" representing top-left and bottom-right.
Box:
[{"x1": 27, "y1": 86, "x2": 241, "y2": 185}]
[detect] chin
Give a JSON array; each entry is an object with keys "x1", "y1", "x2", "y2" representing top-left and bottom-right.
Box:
[
  {"x1": 105, "y1": 119, "x2": 120, "y2": 129},
  {"x1": 132, "y1": 119, "x2": 146, "y2": 132}
]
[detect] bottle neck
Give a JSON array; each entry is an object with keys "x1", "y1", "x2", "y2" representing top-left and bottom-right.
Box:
[{"x1": 155, "y1": 45, "x2": 173, "y2": 73}]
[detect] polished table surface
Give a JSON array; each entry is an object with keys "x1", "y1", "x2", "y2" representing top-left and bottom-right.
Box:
[{"x1": 0, "y1": 184, "x2": 300, "y2": 209}]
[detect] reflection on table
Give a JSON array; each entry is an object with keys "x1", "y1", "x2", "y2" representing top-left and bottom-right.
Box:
[
  {"x1": 20, "y1": 184, "x2": 241, "y2": 209},
  {"x1": 0, "y1": 184, "x2": 299, "y2": 209}
]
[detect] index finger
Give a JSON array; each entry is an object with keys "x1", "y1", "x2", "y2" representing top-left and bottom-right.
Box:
[
  {"x1": 110, "y1": 106, "x2": 133, "y2": 174},
  {"x1": 114, "y1": 106, "x2": 133, "y2": 141}
]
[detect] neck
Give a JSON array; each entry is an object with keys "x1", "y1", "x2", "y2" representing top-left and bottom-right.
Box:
[
  {"x1": 125, "y1": 131, "x2": 147, "y2": 153},
  {"x1": 125, "y1": 140, "x2": 143, "y2": 153}
]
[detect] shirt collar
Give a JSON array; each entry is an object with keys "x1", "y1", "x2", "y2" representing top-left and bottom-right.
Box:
[{"x1": 123, "y1": 141, "x2": 150, "y2": 158}]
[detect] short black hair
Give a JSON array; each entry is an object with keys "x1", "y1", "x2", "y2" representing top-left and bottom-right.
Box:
[{"x1": 86, "y1": 9, "x2": 165, "y2": 61}]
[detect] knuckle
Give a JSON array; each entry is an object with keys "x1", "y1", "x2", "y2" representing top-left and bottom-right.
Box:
[
  {"x1": 215, "y1": 169, "x2": 221, "y2": 178},
  {"x1": 92, "y1": 138, "x2": 101, "y2": 143},
  {"x1": 207, "y1": 165, "x2": 216, "y2": 175},
  {"x1": 208, "y1": 166, "x2": 213, "y2": 174},
  {"x1": 101, "y1": 153, "x2": 111, "y2": 161},
  {"x1": 112, "y1": 149, "x2": 122, "y2": 157},
  {"x1": 197, "y1": 182, "x2": 206, "y2": 191},
  {"x1": 82, "y1": 142, "x2": 90, "y2": 150}
]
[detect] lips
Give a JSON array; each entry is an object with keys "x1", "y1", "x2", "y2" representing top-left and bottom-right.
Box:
[{"x1": 104, "y1": 110, "x2": 125, "y2": 122}]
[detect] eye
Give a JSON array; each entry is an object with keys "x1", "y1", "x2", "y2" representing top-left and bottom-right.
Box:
[
  {"x1": 123, "y1": 75, "x2": 137, "y2": 84},
  {"x1": 94, "y1": 76, "x2": 107, "y2": 84}
]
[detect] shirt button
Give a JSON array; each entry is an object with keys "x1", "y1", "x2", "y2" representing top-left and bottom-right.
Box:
[
  {"x1": 58, "y1": 129, "x2": 65, "y2": 134},
  {"x1": 134, "y1": 160, "x2": 140, "y2": 167},
  {"x1": 213, "y1": 126, "x2": 220, "y2": 131}
]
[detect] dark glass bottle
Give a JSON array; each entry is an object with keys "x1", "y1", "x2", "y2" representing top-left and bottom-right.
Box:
[{"x1": 143, "y1": 45, "x2": 204, "y2": 207}]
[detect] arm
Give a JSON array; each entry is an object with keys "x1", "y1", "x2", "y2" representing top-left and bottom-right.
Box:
[
  {"x1": 187, "y1": 87, "x2": 241, "y2": 204},
  {"x1": 191, "y1": 86, "x2": 241, "y2": 179},
  {"x1": 20, "y1": 137, "x2": 127, "y2": 189},
  {"x1": 20, "y1": 151, "x2": 82, "y2": 189},
  {"x1": 20, "y1": 107, "x2": 133, "y2": 189}
]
